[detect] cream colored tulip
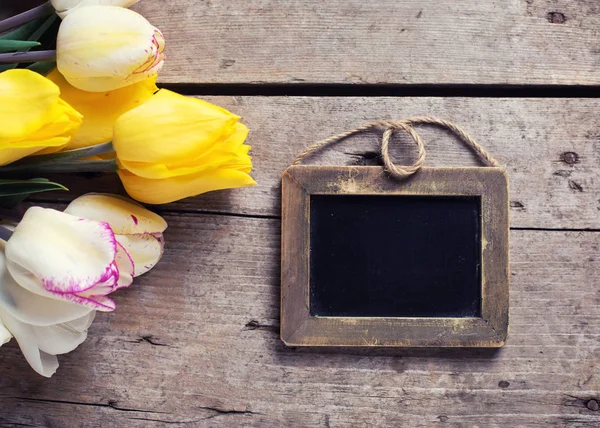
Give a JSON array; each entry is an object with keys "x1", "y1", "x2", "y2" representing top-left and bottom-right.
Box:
[
  {"x1": 52, "y1": 0, "x2": 140, "y2": 18},
  {"x1": 0, "y1": 239, "x2": 96, "y2": 377},
  {"x1": 65, "y1": 194, "x2": 167, "y2": 276},
  {"x1": 57, "y1": 6, "x2": 165, "y2": 92}
]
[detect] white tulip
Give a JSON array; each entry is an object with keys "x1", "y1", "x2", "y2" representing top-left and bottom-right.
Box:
[
  {"x1": 57, "y1": 6, "x2": 165, "y2": 92},
  {"x1": 51, "y1": 0, "x2": 139, "y2": 19},
  {"x1": 5, "y1": 206, "x2": 134, "y2": 311},
  {"x1": 65, "y1": 193, "x2": 167, "y2": 276},
  {"x1": 0, "y1": 240, "x2": 96, "y2": 377}
]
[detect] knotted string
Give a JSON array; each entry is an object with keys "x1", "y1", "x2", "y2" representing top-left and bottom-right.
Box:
[{"x1": 292, "y1": 116, "x2": 500, "y2": 178}]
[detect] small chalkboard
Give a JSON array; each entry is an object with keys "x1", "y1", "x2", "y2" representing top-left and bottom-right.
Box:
[
  {"x1": 281, "y1": 166, "x2": 509, "y2": 347},
  {"x1": 309, "y1": 194, "x2": 482, "y2": 318}
]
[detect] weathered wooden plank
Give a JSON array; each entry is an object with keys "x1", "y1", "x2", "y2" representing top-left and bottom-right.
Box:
[
  {"x1": 0, "y1": 212, "x2": 598, "y2": 427},
  {"x1": 131, "y1": 0, "x2": 600, "y2": 85},
  {"x1": 34, "y1": 96, "x2": 600, "y2": 229}
]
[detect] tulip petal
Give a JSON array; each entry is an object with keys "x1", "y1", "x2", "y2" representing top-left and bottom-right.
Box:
[
  {"x1": 63, "y1": 293, "x2": 116, "y2": 311},
  {"x1": 67, "y1": 310, "x2": 96, "y2": 332},
  {"x1": 33, "y1": 311, "x2": 95, "y2": 355},
  {"x1": 119, "y1": 168, "x2": 257, "y2": 204},
  {"x1": 119, "y1": 122, "x2": 252, "y2": 179},
  {"x1": 0, "y1": 70, "x2": 82, "y2": 165},
  {"x1": 0, "y1": 146, "x2": 52, "y2": 166},
  {"x1": 0, "y1": 241, "x2": 92, "y2": 327},
  {"x1": 0, "y1": 269, "x2": 93, "y2": 327},
  {"x1": 48, "y1": 71, "x2": 157, "y2": 149},
  {"x1": 5, "y1": 207, "x2": 120, "y2": 311},
  {"x1": 0, "y1": 69, "x2": 62, "y2": 140},
  {"x1": 57, "y1": 6, "x2": 164, "y2": 92},
  {"x1": 116, "y1": 233, "x2": 163, "y2": 276},
  {"x1": 114, "y1": 90, "x2": 240, "y2": 165},
  {"x1": 0, "y1": 321, "x2": 11, "y2": 346},
  {"x1": 115, "y1": 241, "x2": 134, "y2": 288},
  {"x1": 65, "y1": 193, "x2": 167, "y2": 235},
  {"x1": 0, "y1": 307, "x2": 59, "y2": 377}
]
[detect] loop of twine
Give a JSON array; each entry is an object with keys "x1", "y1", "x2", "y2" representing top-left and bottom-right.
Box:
[{"x1": 292, "y1": 116, "x2": 500, "y2": 179}]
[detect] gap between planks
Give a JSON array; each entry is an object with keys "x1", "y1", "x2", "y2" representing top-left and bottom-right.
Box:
[{"x1": 159, "y1": 83, "x2": 600, "y2": 98}]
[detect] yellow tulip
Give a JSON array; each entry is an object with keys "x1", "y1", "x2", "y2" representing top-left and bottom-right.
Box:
[
  {"x1": 57, "y1": 6, "x2": 165, "y2": 92},
  {"x1": 113, "y1": 90, "x2": 256, "y2": 204},
  {"x1": 51, "y1": 0, "x2": 140, "y2": 19},
  {"x1": 47, "y1": 70, "x2": 157, "y2": 150},
  {"x1": 0, "y1": 69, "x2": 82, "y2": 166}
]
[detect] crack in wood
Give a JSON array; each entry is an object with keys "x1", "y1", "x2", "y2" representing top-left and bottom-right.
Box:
[
  {"x1": 0, "y1": 419, "x2": 36, "y2": 428},
  {"x1": 511, "y1": 227, "x2": 600, "y2": 233},
  {"x1": 128, "y1": 406, "x2": 259, "y2": 425},
  {"x1": 14, "y1": 397, "x2": 163, "y2": 414},
  {"x1": 128, "y1": 417, "x2": 204, "y2": 425},
  {"x1": 197, "y1": 405, "x2": 257, "y2": 416},
  {"x1": 153, "y1": 207, "x2": 281, "y2": 220},
  {"x1": 124, "y1": 335, "x2": 172, "y2": 347},
  {"x1": 244, "y1": 319, "x2": 280, "y2": 333}
]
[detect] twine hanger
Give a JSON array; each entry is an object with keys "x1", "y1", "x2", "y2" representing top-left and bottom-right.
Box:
[{"x1": 293, "y1": 116, "x2": 500, "y2": 178}]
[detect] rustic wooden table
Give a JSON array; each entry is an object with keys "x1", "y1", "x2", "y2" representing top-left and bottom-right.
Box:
[{"x1": 1, "y1": 1, "x2": 600, "y2": 427}]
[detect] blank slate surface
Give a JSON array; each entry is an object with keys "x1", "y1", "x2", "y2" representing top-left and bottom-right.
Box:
[{"x1": 309, "y1": 195, "x2": 481, "y2": 318}]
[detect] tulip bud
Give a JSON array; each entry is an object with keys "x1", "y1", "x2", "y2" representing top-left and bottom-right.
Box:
[
  {"x1": 113, "y1": 90, "x2": 256, "y2": 204},
  {"x1": 65, "y1": 193, "x2": 167, "y2": 276},
  {"x1": 0, "y1": 69, "x2": 82, "y2": 166},
  {"x1": 57, "y1": 6, "x2": 165, "y2": 92},
  {"x1": 51, "y1": 0, "x2": 140, "y2": 18}
]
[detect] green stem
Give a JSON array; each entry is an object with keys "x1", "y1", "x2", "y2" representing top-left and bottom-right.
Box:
[
  {"x1": 0, "y1": 2, "x2": 54, "y2": 34},
  {"x1": 0, "y1": 49, "x2": 56, "y2": 64},
  {"x1": 0, "y1": 142, "x2": 115, "y2": 172},
  {"x1": 73, "y1": 141, "x2": 115, "y2": 158},
  {"x1": 0, "y1": 225, "x2": 13, "y2": 241},
  {"x1": 32, "y1": 159, "x2": 118, "y2": 174}
]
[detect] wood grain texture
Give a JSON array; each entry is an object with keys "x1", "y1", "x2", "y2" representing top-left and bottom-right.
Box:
[
  {"x1": 33, "y1": 96, "x2": 600, "y2": 229},
  {"x1": 0, "y1": 212, "x2": 598, "y2": 427},
  {"x1": 132, "y1": 0, "x2": 600, "y2": 85}
]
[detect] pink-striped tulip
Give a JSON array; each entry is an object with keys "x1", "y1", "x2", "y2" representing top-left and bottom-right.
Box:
[
  {"x1": 65, "y1": 194, "x2": 167, "y2": 276},
  {"x1": 4, "y1": 207, "x2": 134, "y2": 311}
]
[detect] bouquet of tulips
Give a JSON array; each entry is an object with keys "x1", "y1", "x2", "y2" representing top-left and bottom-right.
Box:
[{"x1": 0, "y1": 0, "x2": 255, "y2": 377}]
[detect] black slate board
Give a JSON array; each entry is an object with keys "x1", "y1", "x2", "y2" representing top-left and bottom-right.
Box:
[{"x1": 309, "y1": 194, "x2": 481, "y2": 318}]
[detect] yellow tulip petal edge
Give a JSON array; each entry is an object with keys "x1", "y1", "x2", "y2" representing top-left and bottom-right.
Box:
[{"x1": 118, "y1": 168, "x2": 257, "y2": 205}]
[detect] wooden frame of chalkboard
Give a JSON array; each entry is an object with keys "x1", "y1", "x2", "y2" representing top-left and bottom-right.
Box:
[{"x1": 281, "y1": 165, "x2": 509, "y2": 347}]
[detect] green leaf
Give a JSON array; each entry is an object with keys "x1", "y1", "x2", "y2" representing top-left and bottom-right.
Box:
[
  {"x1": 0, "y1": 39, "x2": 40, "y2": 53},
  {"x1": 0, "y1": 142, "x2": 114, "y2": 172},
  {"x1": 0, "y1": 178, "x2": 68, "y2": 208},
  {"x1": 0, "y1": 18, "x2": 45, "y2": 41},
  {"x1": 26, "y1": 60, "x2": 55, "y2": 75},
  {"x1": 30, "y1": 160, "x2": 117, "y2": 174},
  {"x1": 0, "y1": 14, "x2": 58, "y2": 71},
  {"x1": 28, "y1": 14, "x2": 58, "y2": 43},
  {"x1": 0, "y1": 193, "x2": 32, "y2": 209}
]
